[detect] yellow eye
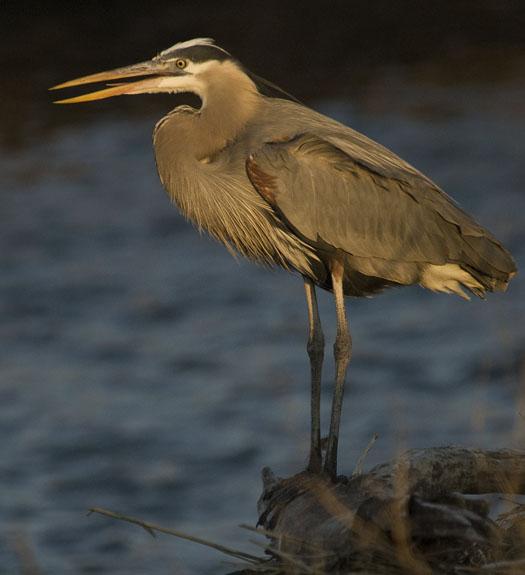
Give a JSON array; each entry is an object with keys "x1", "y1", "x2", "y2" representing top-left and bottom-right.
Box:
[{"x1": 175, "y1": 59, "x2": 187, "y2": 69}]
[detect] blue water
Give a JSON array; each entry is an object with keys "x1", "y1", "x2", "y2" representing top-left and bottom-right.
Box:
[{"x1": 1, "y1": 76, "x2": 524, "y2": 573}]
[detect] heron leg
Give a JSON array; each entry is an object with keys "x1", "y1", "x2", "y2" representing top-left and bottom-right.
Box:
[
  {"x1": 304, "y1": 278, "x2": 324, "y2": 473},
  {"x1": 324, "y1": 261, "x2": 352, "y2": 479}
]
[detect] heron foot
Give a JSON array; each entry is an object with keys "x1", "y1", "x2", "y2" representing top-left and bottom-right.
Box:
[{"x1": 306, "y1": 449, "x2": 322, "y2": 473}]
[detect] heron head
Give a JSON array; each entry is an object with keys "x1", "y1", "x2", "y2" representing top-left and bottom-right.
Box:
[{"x1": 50, "y1": 38, "x2": 240, "y2": 104}]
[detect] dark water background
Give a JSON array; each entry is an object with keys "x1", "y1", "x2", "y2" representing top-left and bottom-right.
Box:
[{"x1": 1, "y1": 3, "x2": 525, "y2": 573}]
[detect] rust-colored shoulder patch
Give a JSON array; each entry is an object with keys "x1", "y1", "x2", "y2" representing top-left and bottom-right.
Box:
[{"x1": 246, "y1": 155, "x2": 279, "y2": 206}]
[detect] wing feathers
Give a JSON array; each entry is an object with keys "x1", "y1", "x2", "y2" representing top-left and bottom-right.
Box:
[{"x1": 246, "y1": 133, "x2": 516, "y2": 291}]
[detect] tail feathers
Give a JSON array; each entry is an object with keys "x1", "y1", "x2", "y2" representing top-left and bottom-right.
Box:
[
  {"x1": 459, "y1": 234, "x2": 517, "y2": 296},
  {"x1": 462, "y1": 263, "x2": 516, "y2": 295}
]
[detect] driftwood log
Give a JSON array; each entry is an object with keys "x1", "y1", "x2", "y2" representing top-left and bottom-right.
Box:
[{"x1": 251, "y1": 447, "x2": 525, "y2": 574}]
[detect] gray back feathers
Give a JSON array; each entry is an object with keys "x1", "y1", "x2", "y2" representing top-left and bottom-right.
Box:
[{"x1": 247, "y1": 129, "x2": 515, "y2": 293}]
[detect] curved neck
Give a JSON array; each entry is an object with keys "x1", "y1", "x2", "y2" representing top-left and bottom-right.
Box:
[{"x1": 154, "y1": 61, "x2": 260, "y2": 162}]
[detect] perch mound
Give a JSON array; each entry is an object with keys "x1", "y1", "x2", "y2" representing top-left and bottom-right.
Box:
[{"x1": 251, "y1": 447, "x2": 525, "y2": 574}]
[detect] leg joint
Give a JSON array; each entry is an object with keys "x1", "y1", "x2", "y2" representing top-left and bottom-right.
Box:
[{"x1": 307, "y1": 330, "x2": 325, "y2": 360}]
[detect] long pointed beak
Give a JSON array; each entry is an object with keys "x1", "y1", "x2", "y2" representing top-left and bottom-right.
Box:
[{"x1": 50, "y1": 60, "x2": 170, "y2": 104}]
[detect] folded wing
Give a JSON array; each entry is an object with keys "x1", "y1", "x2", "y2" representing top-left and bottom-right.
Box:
[{"x1": 246, "y1": 133, "x2": 515, "y2": 294}]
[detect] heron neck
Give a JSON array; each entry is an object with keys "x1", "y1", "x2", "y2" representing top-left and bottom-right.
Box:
[
  {"x1": 196, "y1": 67, "x2": 260, "y2": 159},
  {"x1": 154, "y1": 62, "x2": 260, "y2": 163}
]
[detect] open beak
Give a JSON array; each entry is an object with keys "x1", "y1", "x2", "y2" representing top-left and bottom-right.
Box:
[{"x1": 50, "y1": 60, "x2": 171, "y2": 104}]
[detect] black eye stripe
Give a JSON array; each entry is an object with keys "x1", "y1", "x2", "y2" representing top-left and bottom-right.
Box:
[{"x1": 160, "y1": 45, "x2": 231, "y2": 63}]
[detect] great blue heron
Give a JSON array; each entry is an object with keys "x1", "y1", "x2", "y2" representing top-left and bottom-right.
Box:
[{"x1": 52, "y1": 38, "x2": 516, "y2": 479}]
